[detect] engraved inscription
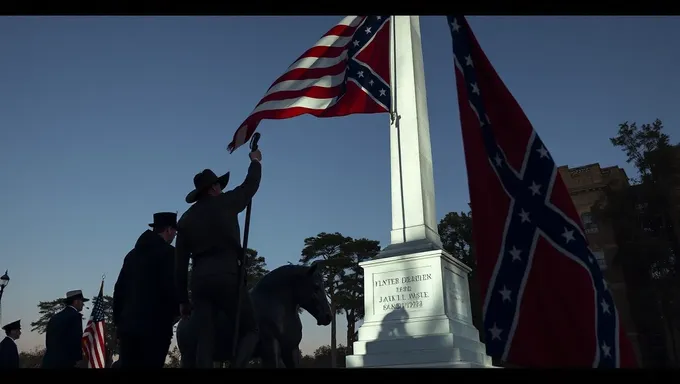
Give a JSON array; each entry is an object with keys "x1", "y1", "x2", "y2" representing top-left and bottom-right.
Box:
[
  {"x1": 373, "y1": 266, "x2": 434, "y2": 315},
  {"x1": 444, "y1": 267, "x2": 471, "y2": 322}
]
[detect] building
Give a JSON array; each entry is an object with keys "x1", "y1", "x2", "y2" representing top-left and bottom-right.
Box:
[{"x1": 557, "y1": 163, "x2": 642, "y2": 364}]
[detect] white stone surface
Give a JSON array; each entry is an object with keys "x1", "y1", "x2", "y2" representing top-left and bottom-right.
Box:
[
  {"x1": 345, "y1": 16, "x2": 493, "y2": 368},
  {"x1": 345, "y1": 250, "x2": 493, "y2": 368},
  {"x1": 382, "y1": 15, "x2": 442, "y2": 259}
]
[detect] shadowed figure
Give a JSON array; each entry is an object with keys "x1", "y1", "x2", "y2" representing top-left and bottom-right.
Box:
[
  {"x1": 378, "y1": 306, "x2": 409, "y2": 339},
  {"x1": 177, "y1": 263, "x2": 332, "y2": 368}
]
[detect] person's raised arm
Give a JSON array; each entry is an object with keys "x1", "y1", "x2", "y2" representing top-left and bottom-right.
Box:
[{"x1": 222, "y1": 149, "x2": 262, "y2": 213}]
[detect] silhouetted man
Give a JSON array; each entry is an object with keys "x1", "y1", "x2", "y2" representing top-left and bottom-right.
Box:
[
  {"x1": 0, "y1": 320, "x2": 21, "y2": 369},
  {"x1": 114, "y1": 212, "x2": 180, "y2": 368},
  {"x1": 175, "y1": 147, "x2": 262, "y2": 368},
  {"x1": 42, "y1": 291, "x2": 88, "y2": 368}
]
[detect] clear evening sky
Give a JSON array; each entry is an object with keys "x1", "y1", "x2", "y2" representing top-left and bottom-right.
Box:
[{"x1": 1, "y1": 16, "x2": 678, "y2": 355}]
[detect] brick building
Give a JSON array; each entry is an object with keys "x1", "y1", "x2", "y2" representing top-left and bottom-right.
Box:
[{"x1": 557, "y1": 163, "x2": 642, "y2": 364}]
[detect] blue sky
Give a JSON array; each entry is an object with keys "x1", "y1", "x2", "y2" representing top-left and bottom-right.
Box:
[{"x1": 0, "y1": 16, "x2": 678, "y2": 355}]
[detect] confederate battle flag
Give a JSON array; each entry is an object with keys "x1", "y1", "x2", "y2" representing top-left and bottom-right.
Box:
[{"x1": 447, "y1": 15, "x2": 638, "y2": 368}]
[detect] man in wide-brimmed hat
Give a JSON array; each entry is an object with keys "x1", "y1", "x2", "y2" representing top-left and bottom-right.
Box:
[
  {"x1": 0, "y1": 319, "x2": 21, "y2": 368},
  {"x1": 175, "y1": 146, "x2": 262, "y2": 368},
  {"x1": 41, "y1": 290, "x2": 89, "y2": 368},
  {"x1": 113, "y1": 212, "x2": 180, "y2": 368}
]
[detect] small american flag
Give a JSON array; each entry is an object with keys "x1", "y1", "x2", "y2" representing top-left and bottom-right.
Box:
[
  {"x1": 82, "y1": 280, "x2": 107, "y2": 369},
  {"x1": 447, "y1": 16, "x2": 637, "y2": 367},
  {"x1": 228, "y1": 15, "x2": 391, "y2": 152}
]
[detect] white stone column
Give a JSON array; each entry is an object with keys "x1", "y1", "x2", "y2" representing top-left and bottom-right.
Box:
[{"x1": 381, "y1": 15, "x2": 443, "y2": 259}]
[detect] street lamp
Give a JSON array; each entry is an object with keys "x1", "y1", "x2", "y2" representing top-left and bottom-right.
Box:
[
  {"x1": 0, "y1": 270, "x2": 9, "y2": 326},
  {"x1": 0, "y1": 270, "x2": 8, "y2": 300}
]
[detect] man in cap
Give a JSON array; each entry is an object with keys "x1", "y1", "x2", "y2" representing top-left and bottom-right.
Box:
[
  {"x1": 175, "y1": 147, "x2": 262, "y2": 368},
  {"x1": 41, "y1": 290, "x2": 88, "y2": 368},
  {"x1": 113, "y1": 212, "x2": 180, "y2": 368},
  {"x1": 0, "y1": 320, "x2": 21, "y2": 369}
]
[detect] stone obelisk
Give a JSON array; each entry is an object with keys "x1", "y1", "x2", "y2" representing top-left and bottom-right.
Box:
[{"x1": 345, "y1": 16, "x2": 492, "y2": 368}]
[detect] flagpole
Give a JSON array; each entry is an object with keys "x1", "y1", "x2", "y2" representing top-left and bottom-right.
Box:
[{"x1": 389, "y1": 15, "x2": 407, "y2": 245}]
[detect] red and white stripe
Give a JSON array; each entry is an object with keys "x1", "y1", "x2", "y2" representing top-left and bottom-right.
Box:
[
  {"x1": 82, "y1": 319, "x2": 106, "y2": 368},
  {"x1": 228, "y1": 16, "x2": 366, "y2": 152}
]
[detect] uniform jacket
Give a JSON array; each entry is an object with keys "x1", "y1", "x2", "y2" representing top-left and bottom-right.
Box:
[
  {"x1": 0, "y1": 336, "x2": 19, "y2": 369},
  {"x1": 114, "y1": 230, "x2": 179, "y2": 337},
  {"x1": 41, "y1": 306, "x2": 83, "y2": 368},
  {"x1": 175, "y1": 160, "x2": 262, "y2": 305}
]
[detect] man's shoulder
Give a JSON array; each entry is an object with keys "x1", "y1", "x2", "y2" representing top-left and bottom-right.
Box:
[
  {"x1": 123, "y1": 246, "x2": 137, "y2": 260},
  {"x1": 178, "y1": 206, "x2": 195, "y2": 225},
  {"x1": 49, "y1": 308, "x2": 67, "y2": 323},
  {"x1": 62, "y1": 307, "x2": 80, "y2": 319},
  {"x1": 178, "y1": 200, "x2": 222, "y2": 225},
  {"x1": 0, "y1": 337, "x2": 11, "y2": 348}
]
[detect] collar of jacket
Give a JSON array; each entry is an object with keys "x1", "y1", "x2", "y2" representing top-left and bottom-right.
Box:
[{"x1": 135, "y1": 229, "x2": 172, "y2": 251}]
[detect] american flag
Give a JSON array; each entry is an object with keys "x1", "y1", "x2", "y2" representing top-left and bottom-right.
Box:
[
  {"x1": 447, "y1": 16, "x2": 638, "y2": 367},
  {"x1": 82, "y1": 280, "x2": 107, "y2": 369},
  {"x1": 228, "y1": 15, "x2": 391, "y2": 152}
]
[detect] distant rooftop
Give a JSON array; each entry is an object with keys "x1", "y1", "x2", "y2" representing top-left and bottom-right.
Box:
[{"x1": 558, "y1": 163, "x2": 629, "y2": 192}]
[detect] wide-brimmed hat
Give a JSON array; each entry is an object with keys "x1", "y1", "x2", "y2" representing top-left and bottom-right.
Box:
[
  {"x1": 64, "y1": 290, "x2": 89, "y2": 304},
  {"x1": 148, "y1": 212, "x2": 178, "y2": 229},
  {"x1": 185, "y1": 169, "x2": 230, "y2": 204},
  {"x1": 2, "y1": 319, "x2": 20, "y2": 332}
]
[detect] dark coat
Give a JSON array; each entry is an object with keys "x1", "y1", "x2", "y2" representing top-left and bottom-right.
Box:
[
  {"x1": 0, "y1": 336, "x2": 19, "y2": 369},
  {"x1": 41, "y1": 306, "x2": 83, "y2": 368},
  {"x1": 114, "y1": 229, "x2": 179, "y2": 338},
  {"x1": 175, "y1": 160, "x2": 262, "y2": 305}
]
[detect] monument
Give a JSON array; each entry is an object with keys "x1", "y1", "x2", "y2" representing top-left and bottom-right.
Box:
[{"x1": 345, "y1": 16, "x2": 493, "y2": 368}]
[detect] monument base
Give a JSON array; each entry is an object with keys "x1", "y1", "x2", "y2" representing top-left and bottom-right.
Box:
[{"x1": 345, "y1": 247, "x2": 494, "y2": 368}]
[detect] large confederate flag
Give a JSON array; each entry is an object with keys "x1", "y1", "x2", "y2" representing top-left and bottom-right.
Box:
[{"x1": 447, "y1": 15, "x2": 637, "y2": 368}]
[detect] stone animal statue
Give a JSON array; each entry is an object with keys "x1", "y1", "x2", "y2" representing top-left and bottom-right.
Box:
[{"x1": 177, "y1": 262, "x2": 332, "y2": 368}]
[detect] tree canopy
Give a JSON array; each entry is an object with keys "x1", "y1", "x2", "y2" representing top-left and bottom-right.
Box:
[{"x1": 592, "y1": 119, "x2": 680, "y2": 367}]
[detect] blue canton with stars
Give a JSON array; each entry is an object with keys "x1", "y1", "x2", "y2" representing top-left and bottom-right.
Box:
[
  {"x1": 446, "y1": 16, "x2": 619, "y2": 368},
  {"x1": 343, "y1": 16, "x2": 391, "y2": 110}
]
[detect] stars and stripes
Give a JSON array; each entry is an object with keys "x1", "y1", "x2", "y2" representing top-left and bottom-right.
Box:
[
  {"x1": 82, "y1": 280, "x2": 107, "y2": 369},
  {"x1": 447, "y1": 15, "x2": 637, "y2": 367},
  {"x1": 228, "y1": 15, "x2": 391, "y2": 152}
]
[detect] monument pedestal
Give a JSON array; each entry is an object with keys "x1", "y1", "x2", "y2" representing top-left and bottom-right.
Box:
[{"x1": 345, "y1": 249, "x2": 494, "y2": 368}]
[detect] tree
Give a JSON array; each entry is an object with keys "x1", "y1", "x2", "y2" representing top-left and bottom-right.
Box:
[
  {"x1": 19, "y1": 347, "x2": 45, "y2": 368},
  {"x1": 336, "y1": 238, "x2": 380, "y2": 354},
  {"x1": 310, "y1": 344, "x2": 348, "y2": 368},
  {"x1": 438, "y1": 210, "x2": 474, "y2": 266},
  {"x1": 592, "y1": 119, "x2": 680, "y2": 367},
  {"x1": 299, "y1": 353, "x2": 317, "y2": 368},
  {"x1": 244, "y1": 248, "x2": 270, "y2": 289},
  {"x1": 165, "y1": 346, "x2": 182, "y2": 368},
  {"x1": 437, "y1": 210, "x2": 485, "y2": 342},
  {"x1": 99, "y1": 295, "x2": 118, "y2": 367},
  {"x1": 31, "y1": 294, "x2": 118, "y2": 366},
  {"x1": 300, "y1": 232, "x2": 353, "y2": 368}
]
